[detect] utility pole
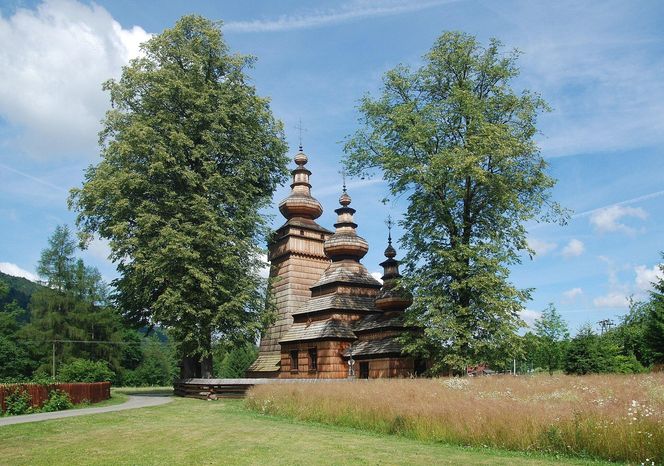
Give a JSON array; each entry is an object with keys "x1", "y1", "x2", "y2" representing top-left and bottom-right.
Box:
[
  {"x1": 598, "y1": 319, "x2": 615, "y2": 335},
  {"x1": 52, "y1": 341, "x2": 56, "y2": 380}
]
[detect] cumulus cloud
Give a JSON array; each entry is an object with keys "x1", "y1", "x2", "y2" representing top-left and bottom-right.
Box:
[
  {"x1": 561, "y1": 239, "x2": 584, "y2": 258},
  {"x1": 258, "y1": 254, "x2": 271, "y2": 279},
  {"x1": 562, "y1": 287, "x2": 583, "y2": 301},
  {"x1": 593, "y1": 292, "x2": 629, "y2": 309},
  {"x1": 527, "y1": 238, "x2": 557, "y2": 257},
  {"x1": 589, "y1": 205, "x2": 647, "y2": 234},
  {"x1": 0, "y1": 262, "x2": 39, "y2": 282},
  {"x1": 519, "y1": 309, "x2": 542, "y2": 328},
  {"x1": 634, "y1": 264, "x2": 663, "y2": 293},
  {"x1": 81, "y1": 236, "x2": 113, "y2": 263},
  {"x1": 0, "y1": 0, "x2": 150, "y2": 158},
  {"x1": 370, "y1": 271, "x2": 384, "y2": 284}
]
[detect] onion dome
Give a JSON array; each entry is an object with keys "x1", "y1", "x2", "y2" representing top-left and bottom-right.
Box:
[
  {"x1": 278, "y1": 149, "x2": 323, "y2": 220},
  {"x1": 323, "y1": 187, "x2": 369, "y2": 261},
  {"x1": 375, "y1": 228, "x2": 412, "y2": 311}
]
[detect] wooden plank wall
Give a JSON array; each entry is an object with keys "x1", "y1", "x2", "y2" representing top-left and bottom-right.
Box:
[{"x1": 280, "y1": 340, "x2": 351, "y2": 379}]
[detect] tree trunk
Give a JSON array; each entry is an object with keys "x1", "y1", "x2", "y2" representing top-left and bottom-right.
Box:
[
  {"x1": 200, "y1": 354, "x2": 213, "y2": 379},
  {"x1": 180, "y1": 356, "x2": 198, "y2": 379}
]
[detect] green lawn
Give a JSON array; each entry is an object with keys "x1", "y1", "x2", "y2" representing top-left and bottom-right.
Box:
[{"x1": 0, "y1": 397, "x2": 616, "y2": 465}]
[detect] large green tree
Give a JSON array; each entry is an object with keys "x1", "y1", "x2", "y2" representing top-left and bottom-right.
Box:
[
  {"x1": 534, "y1": 304, "x2": 569, "y2": 375},
  {"x1": 344, "y1": 32, "x2": 565, "y2": 371},
  {"x1": 69, "y1": 15, "x2": 289, "y2": 377}
]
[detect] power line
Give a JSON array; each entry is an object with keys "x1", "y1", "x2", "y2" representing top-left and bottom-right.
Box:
[{"x1": 18, "y1": 339, "x2": 144, "y2": 345}]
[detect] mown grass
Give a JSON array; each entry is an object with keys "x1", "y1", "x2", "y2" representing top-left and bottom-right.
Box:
[
  {"x1": 246, "y1": 373, "x2": 664, "y2": 465},
  {"x1": 0, "y1": 397, "x2": 612, "y2": 465}
]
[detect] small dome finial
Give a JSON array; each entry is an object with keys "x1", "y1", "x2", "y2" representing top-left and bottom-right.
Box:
[{"x1": 339, "y1": 169, "x2": 351, "y2": 206}]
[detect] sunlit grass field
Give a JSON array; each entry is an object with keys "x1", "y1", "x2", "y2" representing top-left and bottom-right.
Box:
[
  {"x1": 246, "y1": 373, "x2": 664, "y2": 464},
  {"x1": 0, "y1": 396, "x2": 612, "y2": 465}
]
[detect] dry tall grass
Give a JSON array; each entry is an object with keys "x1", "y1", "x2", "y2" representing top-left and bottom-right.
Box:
[{"x1": 246, "y1": 374, "x2": 664, "y2": 464}]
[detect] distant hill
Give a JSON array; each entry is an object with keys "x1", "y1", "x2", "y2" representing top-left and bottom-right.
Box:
[{"x1": 0, "y1": 271, "x2": 44, "y2": 311}]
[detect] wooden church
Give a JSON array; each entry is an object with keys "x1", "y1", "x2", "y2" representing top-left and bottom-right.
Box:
[{"x1": 247, "y1": 148, "x2": 423, "y2": 379}]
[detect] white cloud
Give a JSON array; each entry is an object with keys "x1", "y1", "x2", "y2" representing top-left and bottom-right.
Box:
[
  {"x1": 502, "y1": 1, "x2": 664, "y2": 157},
  {"x1": 258, "y1": 254, "x2": 270, "y2": 279},
  {"x1": 519, "y1": 309, "x2": 542, "y2": 328},
  {"x1": 561, "y1": 238, "x2": 584, "y2": 258},
  {"x1": 562, "y1": 287, "x2": 583, "y2": 301},
  {"x1": 224, "y1": 0, "x2": 458, "y2": 33},
  {"x1": 316, "y1": 177, "x2": 384, "y2": 197},
  {"x1": 81, "y1": 236, "x2": 112, "y2": 262},
  {"x1": 589, "y1": 205, "x2": 647, "y2": 234},
  {"x1": 0, "y1": 0, "x2": 150, "y2": 158},
  {"x1": 634, "y1": 264, "x2": 663, "y2": 293},
  {"x1": 370, "y1": 271, "x2": 384, "y2": 284},
  {"x1": 574, "y1": 189, "x2": 664, "y2": 219},
  {"x1": 0, "y1": 262, "x2": 39, "y2": 282},
  {"x1": 593, "y1": 292, "x2": 629, "y2": 309},
  {"x1": 527, "y1": 238, "x2": 557, "y2": 256}
]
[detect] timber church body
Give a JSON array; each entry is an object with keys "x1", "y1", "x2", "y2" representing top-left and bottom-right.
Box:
[{"x1": 246, "y1": 148, "x2": 425, "y2": 379}]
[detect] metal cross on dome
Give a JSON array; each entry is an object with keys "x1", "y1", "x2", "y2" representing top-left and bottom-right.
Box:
[
  {"x1": 386, "y1": 215, "x2": 393, "y2": 245},
  {"x1": 295, "y1": 118, "x2": 307, "y2": 151},
  {"x1": 341, "y1": 169, "x2": 347, "y2": 194}
]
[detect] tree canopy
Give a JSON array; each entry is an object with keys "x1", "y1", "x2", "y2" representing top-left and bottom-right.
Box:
[
  {"x1": 344, "y1": 31, "x2": 566, "y2": 371},
  {"x1": 69, "y1": 15, "x2": 289, "y2": 376}
]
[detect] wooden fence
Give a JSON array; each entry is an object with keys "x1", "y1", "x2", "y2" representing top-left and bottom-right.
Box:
[{"x1": 0, "y1": 382, "x2": 111, "y2": 413}]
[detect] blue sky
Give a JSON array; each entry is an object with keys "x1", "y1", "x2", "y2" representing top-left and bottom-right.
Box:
[{"x1": 0, "y1": 0, "x2": 662, "y2": 334}]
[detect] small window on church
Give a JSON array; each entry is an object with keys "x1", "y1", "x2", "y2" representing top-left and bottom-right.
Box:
[
  {"x1": 300, "y1": 229, "x2": 305, "y2": 236},
  {"x1": 290, "y1": 350, "x2": 299, "y2": 372},
  {"x1": 320, "y1": 233, "x2": 325, "y2": 239},
  {"x1": 308, "y1": 348, "x2": 318, "y2": 371}
]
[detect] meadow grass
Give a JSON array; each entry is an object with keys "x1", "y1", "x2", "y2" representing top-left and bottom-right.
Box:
[
  {"x1": 246, "y1": 373, "x2": 664, "y2": 464},
  {"x1": 0, "y1": 397, "x2": 608, "y2": 465}
]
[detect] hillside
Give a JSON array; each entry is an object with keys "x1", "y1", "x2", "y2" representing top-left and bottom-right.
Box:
[{"x1": 0, "y1": 271, "x2": 43, "y2": 311}]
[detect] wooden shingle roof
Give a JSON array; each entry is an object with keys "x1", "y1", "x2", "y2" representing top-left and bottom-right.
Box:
[
  {"x1": 343, "y1": 337, "x2": 404, "y2": 358},
  {"x1": 311, "y1": 266, "x2": 382, "y2": 289},
  {"x1": 292, "y1": 294, "x2": 377, "y2": 316},
  {"x1": 353, "y1": 313, "x2": 406, "y2": 332},
  {"x1": 279, "y1": 319, "x2": 357, "y2": 343}
]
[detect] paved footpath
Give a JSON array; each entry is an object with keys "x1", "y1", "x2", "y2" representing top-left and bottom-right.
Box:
[{"x1": 0, "y1": 394, "x2": 173, "y2": 427}]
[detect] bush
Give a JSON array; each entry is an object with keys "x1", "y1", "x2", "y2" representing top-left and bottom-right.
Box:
[
  {"x1": 4, "y1": 388, "x2": 33, "y2": 415},
  {"x1": 608, "y1": 354, "x2": 647, "y2": 373},
  {"x1": 58, "y1": 359, "x2": 114, "y2": 383},
  {"x1": 214, "y1": 343, "x2": 258, "y2": 378},
  {"x1": 41, "y1": 389, "x2": 73, "y2": 412},
  {"x1": 117, "y1": 338, "x2": 177, "y2": 386}
]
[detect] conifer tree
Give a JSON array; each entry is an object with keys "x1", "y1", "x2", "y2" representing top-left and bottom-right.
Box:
[
  {"x1": 534, "y1": 304, "x2": 569, "y2": 375},
  {"x1": 23, "y1": 226, "x2": 123, "y2": 374},
  {"x1": 69, "y1": 15, "x2": 289, "y2": 377},
  {"x1": 645, "y1": 257, "x2": 664, "y2": 363}
]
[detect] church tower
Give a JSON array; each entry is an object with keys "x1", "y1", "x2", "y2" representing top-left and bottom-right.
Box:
[{"x1": 247, "y1": 148, "x2": 332, "y2": 377}]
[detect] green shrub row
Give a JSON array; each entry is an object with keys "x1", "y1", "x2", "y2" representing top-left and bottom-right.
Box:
[{"x1": 2, "y1": 388, "x2": 74, "y2": 416}]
